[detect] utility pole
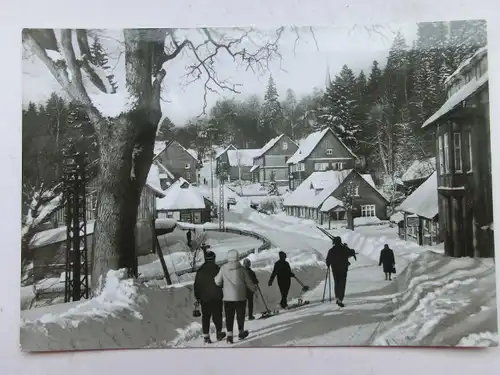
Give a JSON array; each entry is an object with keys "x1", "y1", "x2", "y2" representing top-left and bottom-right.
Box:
[{"x1": 236, "y1": 147, "x2": 243, "y2": 195}]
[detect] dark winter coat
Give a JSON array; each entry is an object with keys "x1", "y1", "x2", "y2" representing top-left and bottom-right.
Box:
[
  {"x1": 326, "y1": 244, "x2": 356, "y2": 272},
  {"x1": 194, "y1": 262, "x2": 223, "y2": 303},
  {"x1": 269, "y1": 259, "x2": 294, "y2": 285},
  {"x1": 245, "y1": 268, "x2": 259, "y2": 296},
  {"x1": 186, "y1": 231, "x2": 192, "y2": 241},
  {"x1": 379, "y1": 248, "x2": 395, "y2": 273}
]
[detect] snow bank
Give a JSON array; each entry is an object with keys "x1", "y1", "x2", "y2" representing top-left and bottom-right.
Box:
[
  {"x1": 457, "y1": 332, "x2": 499, "y2": 347},
  {"x1": 21, "y1": 269, "x2": 144, "y2": 329}
]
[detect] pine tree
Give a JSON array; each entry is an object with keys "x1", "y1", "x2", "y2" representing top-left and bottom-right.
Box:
[
  {"x1": 448, "y1": 20, "x2": 487, "y2": 70},
  {"x1": 268, "y1": 172, "x2": 279, "y2": 196},
  {"x1": 282, "y1": 88, "x2": 298, "y2": 138},
  {"x1": 259, "y1": 76, "x2": 284, "y2": 139},
  {"x1": 157, "y1": 116, "x2": 175, "y2": 141},
  {"x1": 89, "y1": 36, "x2": 118, "y2": 93},
  {"x1": 320, "y1": 65, "x2": 360, "y2": 150}
]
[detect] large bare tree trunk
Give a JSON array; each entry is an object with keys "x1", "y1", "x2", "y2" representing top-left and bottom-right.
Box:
[{"x1": 91, "y1": 31, "x2": 163, "y2": 293}]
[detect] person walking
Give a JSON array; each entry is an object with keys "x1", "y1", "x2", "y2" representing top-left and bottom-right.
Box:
[
  {"x1": 242, "y1": 258, "x2": 259, "y2": 320},
  {"x1": 193, "y1": 251, "x2": 226, "y2": 344},
  {"x1": 379, "y1": 244, "x2": 396, "y2": 281},
  {"x1": 268, "y1": 251, "x2": 295, "y2": 308},
  {"x1": 214, "y1": 250, "x2": 257, "y2": 344},
  {"x1": 186, "y1": 229, "x2": 192, "y2": 249},
  {"x1": 325, "y1": 237, "x2": 357, "y2": 308}
]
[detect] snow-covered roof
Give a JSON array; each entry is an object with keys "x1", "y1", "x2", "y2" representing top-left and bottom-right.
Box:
[
  {"x1": 390, "y1": 212, "x2": 405, "y2": 223},
  {"x1": 422, "y1": 71, "x2": 488, "y2": 128},
  {"x1": 402, "y1": 157, "x2": 436, "y2": 182},
  {"x1": 287, "y1": 128, "x2": 357, "y2": 164},
  {"x1": 154, "y1": 160, "x2": 175, "y2": 180},
  {"x1": 320, "y1": 196, "x2": 344, "y2": 212},
  {"x1": 283, "y1": 169, "x2": 352, "y2": 208},
  {"x1": 215, "y1": 144, "x2": 237, "y2": 159},
  {"x1": 287, "y1": 128, "x2": 330, "y2": 164},
  {"x1": 154, "y1": 141, "x2": 167, "y2": 156},
  {"x1": 156, "y1": 178, "x2": 207, "y2": 211},
  {"x1": 187, "y1": 148, "x2": 198, "y2": 160},
  {"x1": 253, "y1": 134, "x2": 297, "y2": 158},
  {"x1": 250, "y1": 164, "x2": 260, "y2": 173},
  {"x1": 444, "y1": 46, "x2": 488, "y2": 86},
  {"x1": 396, "y1": 172, "x2": 438, "y2": 219},
  {"x1": 146, "y1": 164, "x2": 165, "y2": 197},
  {"x1": 226, "y1": 149, "x2": 261, "y2": 167}
]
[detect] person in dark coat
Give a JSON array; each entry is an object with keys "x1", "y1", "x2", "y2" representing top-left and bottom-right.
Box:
[
  {"x1": 379, "y1": 244, "x2": 396, "y2": 281},
  {"x1": 325, "y1": 237, "x2": 357, "y2": 308},
  {"x1": 268, "y1": 251, "x2": 295, "y2": 308},
  {"x1": 193, "y1": 251, "x2": 226, "y2": 343},
  {"x1": 186, "y1": 229, "x2": 192, "y2": 249},
  {"x1": 243, "y1": 258, "x2": 258, "y2": 320}
]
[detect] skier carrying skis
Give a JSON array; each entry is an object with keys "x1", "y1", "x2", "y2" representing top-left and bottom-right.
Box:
[
  {"x1": 214, "y1": 249, "x2": 257, "y2": 344},
  {"x1": 242, "y1": 258, "x2": 259, "y2": 320},
  {"x1": 379, "y1": 244, "x2": 396, "y2": 281},
  {"x1": 325, "y1": 237, "x2": 356, "y2": 308},
  {"x1": 193, "y1": 251, "x2": 226, "y2": 344},
  {"x1": 268, "y1": 251, "x2": 295, "y2": 308}
]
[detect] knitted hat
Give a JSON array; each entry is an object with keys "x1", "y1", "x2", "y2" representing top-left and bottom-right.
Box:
[
  {"x1": 205, "y1": 251, "x2": 216, "y2": 261},
  {"x1": 227, "y1": 249, "x2": 239, "y2": 262}
]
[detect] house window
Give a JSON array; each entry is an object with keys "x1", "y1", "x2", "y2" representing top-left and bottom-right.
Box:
[
  {"x1": 314, "y1": 163, "x2": 328, "y2": 171},
  {"x1": 186, "y1": 171, "x2": 192, "y2": 180},
  {"x1": 185, "y1": 163, "x2": 191, "y2": 169},
  {"x1": 282, "y1": 141, "x2": 288, "y2": 151},
  {"x1": 361, "y1": 204, "x2": 376, "y2": 217},
  {"x1": 443, "y1": 133, "x2": 450, "y2": 173},
  {"x1": 438, "y1": 135, "x2": 444, "y2": 175},
  {"x1": 453, "y1": 132, "x2": 462, "y2": 173},
  {"x1": 326, "y1": 148, "x2": 333, "y2": 156},
  {"x1": 298, "y1": 163, "x2": 305, "y2": 172},
  {"x1": 468, "y1": 132, "x2": 473, "y2": 173},
  {"x1": 353, "y1": 185, "x2": 359, "y2": 196},
  {"x1": 338, "y1": 162, "x2": 344, "y2": 170}
]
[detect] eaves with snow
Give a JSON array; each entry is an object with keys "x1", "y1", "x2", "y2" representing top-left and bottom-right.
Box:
[
  {"x1": 423, "y1": 46, "x2": 488, "y2": 129},
  {"x1": 396, "y1": 171, "x2": 438, "y2": 220},
  {"x1": 252, "y1": 133, "x2": 298, "y2": 159},
  {"x1": 217, "y1": 144, "x2": 262, "y2": 167}
]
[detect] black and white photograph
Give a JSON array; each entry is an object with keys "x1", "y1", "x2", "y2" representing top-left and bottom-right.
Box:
[{"x1": 20, "y1": 20, "x2": 498, "y2": 351}]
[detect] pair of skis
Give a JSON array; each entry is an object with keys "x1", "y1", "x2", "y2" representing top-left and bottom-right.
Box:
[{"x1": 257, "y1": 277, "x2": 311, "y2": 319}]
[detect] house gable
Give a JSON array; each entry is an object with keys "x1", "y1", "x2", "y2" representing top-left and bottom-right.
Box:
[
  {"x1": 154, "y1": 141, "x2": 199, "y2": 184},
  {"x1": 308, "y1": 128, "x2": 357, "y2": 161}
]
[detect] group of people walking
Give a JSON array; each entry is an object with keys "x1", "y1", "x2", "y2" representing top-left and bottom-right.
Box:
[{"x1": 193, "y1": 237, "x2": 396, "y2": 344}]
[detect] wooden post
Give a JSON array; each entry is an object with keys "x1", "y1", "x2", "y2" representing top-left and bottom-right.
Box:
[
  {"x1": 155, "y1": 234, "x2": 172, "y2": 285},
  {"x1": 418, "y1": 217, "x2": 424, "y2": 246},
  {"x1": 403, "y1": 212, "x2": 408, "y2": 241}
]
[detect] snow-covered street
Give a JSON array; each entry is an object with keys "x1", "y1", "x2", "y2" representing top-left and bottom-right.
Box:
[{"x1": 20, "y1": 203, "x2": 498, "y2": 350}]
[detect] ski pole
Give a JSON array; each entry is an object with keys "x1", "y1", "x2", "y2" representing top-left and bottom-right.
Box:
[
  {"x1": 293, "y1": 276, "x2": 310, "y2": 292},
  {"x1": 328, "y1": 268, "x2": 332, "y2": 303},
  {"x1": 257, "y1": 286, "x2": 270, "y2": 312},
  {"x1": 321, "y1": 266, "x2": 329, "y2": 303}
]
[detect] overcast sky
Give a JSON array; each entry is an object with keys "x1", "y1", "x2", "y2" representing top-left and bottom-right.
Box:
[{"x1": 22, "y1": 23, "x2": 417, "y2": 125}]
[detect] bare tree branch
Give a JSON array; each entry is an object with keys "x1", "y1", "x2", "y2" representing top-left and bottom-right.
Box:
[{"x1": 22, "y1": 30, "x2": 103, "y2": 126}]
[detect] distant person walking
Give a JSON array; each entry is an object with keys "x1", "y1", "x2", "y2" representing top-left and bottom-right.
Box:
[
  {"x1": 193, "y1": 251, "x2": 226, "y2": 344},
  {"x1": 268, "y1": 251, "x2": 295, "y2": 308},
  {"x1": 379, "y1": 244, "x2": 396, "y2": 281},
  {"x1": 325, "y1": 237, "x2": 357, "y2": 308},
  {"x1": 186, "y1": 229, "x2": 192, "y2": 249},
  {"x1": 214, "y1": 250, "x2": 257, "y2": 343},
  {"x1": 242, "y1": 258, "x2": 259, "y2": 320}
]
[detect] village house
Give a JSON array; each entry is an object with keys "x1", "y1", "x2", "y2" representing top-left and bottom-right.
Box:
[
  {"x1": 156, "y1": 177, "x2": 213, "y2": 224},
  {"x1": 283, "y1": 169, "x2": 389, "y2": 225},
  {"x1": 250, "y1": 134, "x2": 298, "y2": 185},
  {"x1": 396, "y1": 171, "x2": 440, "y2": 246},
  {"x1": 215, "y1": 144, "x2": 261, "y2": 182},
  {"x1": 286, "y1": 127, "x2": 359, "y2": 191},
  {"x1": 32, "y1": 164, "x2": 166, "y2": 281},
  {"x1": 422, "y1": 46, "x2": 493, "y2": 258},
  {"x1": 154, "y1": 140, "x2": 200, "y2": 185}
]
